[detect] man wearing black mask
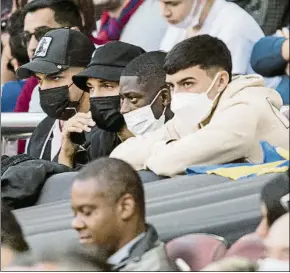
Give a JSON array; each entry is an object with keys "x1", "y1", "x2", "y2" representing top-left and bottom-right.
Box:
[
  {"x1": 58, "y1": 41, "x2": 145, "y2": 168},
  {"x1": 16, "y1": 28, "x2": 95, "y2": 162}
]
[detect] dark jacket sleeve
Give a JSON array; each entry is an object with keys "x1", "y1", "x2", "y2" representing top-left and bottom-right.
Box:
[
  {"x1": 72, "y1": 127, "x2": 121, "y2": 170},
  {"x1": 87, "y1": 127, "x2": 121, "y2": 159},
  {"x1": 251, "y1": 36, "x2": 288, "y2": 77}
]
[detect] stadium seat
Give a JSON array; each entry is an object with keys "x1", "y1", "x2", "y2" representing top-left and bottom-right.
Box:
[
  {"x1": 225, "y1": 233, "x2": 266, "y2": 261},
  {"x1": 165, "y1": 233, "x2": 228, "y2": 271}
]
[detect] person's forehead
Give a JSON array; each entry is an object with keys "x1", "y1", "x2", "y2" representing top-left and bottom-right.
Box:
[
  {"x1": 24, "y1": 8, "x2": 60, "y2": 32},
  {"x1": 165, "y1": 66, "x2": 205, "y2": 83},
  {"x1": 87, "y1": 78, "x2": 119, "y2": 86},
  {"x1": 120, "y1": 76, "x2": 143, "y2": 93},
  {"x1": 35, "y1": 71, "x2": 65, "y2": 79},
  {"x1": 71, "y1": 179, "x2": 107, "y2": 205}
]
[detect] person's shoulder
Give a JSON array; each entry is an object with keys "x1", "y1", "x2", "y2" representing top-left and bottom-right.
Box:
[
  {"x1": 214, "y1": 0, "x2": 262, "y2": 33},
  {"x1": 2, "y1": 80, "x2": 25, "y2": 89},
  {"x1": 123, "y1": 241, "x2": 176, "y2": 271}
]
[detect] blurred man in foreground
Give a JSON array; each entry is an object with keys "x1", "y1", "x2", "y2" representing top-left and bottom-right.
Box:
[{"x1": 71, "y1": 157, "x2": 175, "y2": 271}]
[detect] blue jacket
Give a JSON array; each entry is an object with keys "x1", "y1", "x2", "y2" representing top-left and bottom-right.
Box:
[
  {"x1": 1, "y1": 80, "x2": 25, "y2": 112},
  {"x1": 251, "y1": 27, "x2": 289, "y2": 104}
]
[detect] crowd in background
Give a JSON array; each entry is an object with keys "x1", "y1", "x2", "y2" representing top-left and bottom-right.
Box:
[{"x1": 1, "y1": 0, "x2": 289, "y2": 271}]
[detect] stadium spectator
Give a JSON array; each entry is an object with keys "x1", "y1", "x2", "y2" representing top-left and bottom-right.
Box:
[
  {"x1": 58, "y1": 41, "x2": 145, "y2": 168},
  {"x1": 14, "y1": 0, "x2": 85, "y2": 154},
  {"x1": 1, "y1": 205, "x2": 30, "y2": 269},
  {"x1": 251, "y1": 26, "x2": 289, "y2": 105},
  {"x1": 1, "y1": 0, "x2": 28, "y2": 84},
  {"x1": 16, "y1": 29, "x2": 95, "y2": 162},
  {"x1": 119, "y1": 51, "x2": 174, "y2": 136},
  {"x1": 229, "y1": 0, "x2": 289, "y2": 36},
  {"x1": 256, "y1": 172, "x2": 289, "y2": 239},
  {"x1": 71, "y1": 157, "x2": 175, "y2": 271},
  {"x1": 73, "y1": 0, "x2": 97, "y2": 37},
  {"x1": 258, "y1": 213, "x2": 290, "y2": 271},
  {"x1": 110, "y1": 35, "x2": 289, "y2": 177},
  {"x1": 14, "y1": 0, "x2": 84, "y2": 115},
  {"x1": 1, "y1": 9, "x2": 29, "y2": 113},
  {"x1": 92, "y1": 0, "x2": 168, "y2": 51},
  {"x1": 159, "y1": 0, "x2": 282, "y2": 89}
]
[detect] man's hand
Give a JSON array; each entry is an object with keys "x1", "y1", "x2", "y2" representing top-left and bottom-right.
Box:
[
  {"x1": 276, "y1": 27, "x2": 289, "y2": 39},
  {"x1": 117, "y1": 125, "x2": 135, "y2": 142},
  {"x1": 58, "y1": 112, "x2": 95, "y2": 167}
]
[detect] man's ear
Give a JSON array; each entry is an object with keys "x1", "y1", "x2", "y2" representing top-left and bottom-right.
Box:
[
  {"x1": 160, "y1": 88, "x2": 171, "y2": 107},
  {"x1": 117, "y1": 193, "x2": 135, "y2": 221},
  {"x1": 217, "y1": 71, "x2": 230, "y2": 93}
]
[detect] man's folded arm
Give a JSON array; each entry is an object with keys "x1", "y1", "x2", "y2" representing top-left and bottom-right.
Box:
[{"x1": 145, "y1": 102, "x2": 258, "y2": 177}]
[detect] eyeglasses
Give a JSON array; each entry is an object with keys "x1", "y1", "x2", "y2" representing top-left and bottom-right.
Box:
[
  {"x1": 20, "y1": 27, "x2": 60, "y2": 47},
  {"x1": 280, "y1": 193, "x2": 289, "y2": 212}
]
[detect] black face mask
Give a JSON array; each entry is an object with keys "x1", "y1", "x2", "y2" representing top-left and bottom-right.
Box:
[
  {"x1": 90, "y1": 95, "x2": 125, "y2": 133},
  {"x1": 39, "y1": 85, "x2": 81, "y2": 120}
]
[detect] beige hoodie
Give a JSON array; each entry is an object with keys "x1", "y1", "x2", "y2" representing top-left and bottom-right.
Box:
[{"x1": 110, "y1": 75, "x2": 289, "y2": 177}]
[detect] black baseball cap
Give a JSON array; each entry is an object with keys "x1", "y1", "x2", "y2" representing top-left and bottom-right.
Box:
[
  {"x1": 17, "y1": 28, "x2": 95, "y2": 79},
  {"x1": 72, "y1": 41, "x2": 146, "y2": 92}
]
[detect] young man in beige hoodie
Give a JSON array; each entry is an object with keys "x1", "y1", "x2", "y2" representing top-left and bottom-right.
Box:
[{"x1": 110, "y1": 35, "x2": 289, "y2": 177}]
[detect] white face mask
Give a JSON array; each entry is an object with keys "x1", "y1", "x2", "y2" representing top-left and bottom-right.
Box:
[
  {"x1": 258, "y1": 258, "x2": 290, "y2": 271},
  {"x1": 175, "y1": 0, "x2": 205, "y2": 29},
  {"x1": 171, "y1": 73, "x2": 221, "y2": 123},
  {"x1": 123, "y1": 91, "x2": 166, "y2": 136}
]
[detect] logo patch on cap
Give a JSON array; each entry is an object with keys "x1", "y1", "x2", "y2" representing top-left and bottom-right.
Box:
[{"x1": 34, "y1": 37, "x2": 52, "y2": 57}]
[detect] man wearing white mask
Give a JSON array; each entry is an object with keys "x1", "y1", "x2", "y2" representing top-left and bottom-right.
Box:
[
  {"x1": 110, "y1": 35, "x2": 289, "y2": 177},
  {"x1": 159, "y1": 0, "x2": 282, "y2": 89},
  {"x1": 258, "y1": 213, "x2": 290, "y2": 271},
  {"x1": 120, "y1": 51, "x2": 174, "y2": 138}
]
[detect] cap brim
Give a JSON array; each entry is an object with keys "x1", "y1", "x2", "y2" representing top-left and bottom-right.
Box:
[
  {"x1": 16, "y1": 60, "x2": 61, "y2": 79},
  {"x1": 72, "y1": 65, "x2": 123, "y2": 92}
]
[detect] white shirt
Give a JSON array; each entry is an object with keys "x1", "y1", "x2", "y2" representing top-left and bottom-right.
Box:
[
  {"x1": 160, "y1": 0, "x2": 281, "y2": 88},
  {"x1": 50, "y1": 120, "x2": 62, "y2": 160},
  {"x1": 29, "y1": 84, "x2": 44, "y2": 113},
  {"x1": 108, "y1": 232, "x2": 145, "y2": 265},
  {"x1": 95, "y1": 0, "x2": 168, "y2": 51}
]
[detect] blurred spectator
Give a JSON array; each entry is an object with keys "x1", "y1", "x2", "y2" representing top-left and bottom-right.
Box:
[
  {"x1": 256, "y1": 172, "x2": 289, "y2": 239},
  {"x1": 73, "y1": 0, "x2": 97, "y2": 37},
  {"x1": 16, "y1": 29, "x2": 95, "y2": 162},
  {"x1": 5, "y1": 244, "x2": 112, "y2": 271},
  {"x1": 59, "y1": 41, "x2": 145, "y2": 168},
  {"x1": 71, "y1": 158, "x2": 175, "y2": 271},
  {"x1": 110, "y1": 35, "x2": 289, "y2": 176},
  {"x1": 1, "y1": 9, "x2": 29, "y2": 113},
  {"x1": 229, "y1": 0, "x2": 289, "y2": 36},
  {"x1": 1, "y1": 0, "x2": 28, "y2": 84},
  {"x1": 92, "y1": 0, "x2": 168, "y2": 51},
  {"x1": 201, "y1": 257, "x2": 258, "y2": 271},
  {"x1": 258, "y1": 213, "x2": 290, "y2": 271},
  {"x1": 1, "y1": 205, "x2": 30, "y2": 269},
  {"x1": 159, "y1": 0, "x2": 281, "y2": 89},
  {"x1": 251, "y1": 26, "x2": 289, "y2": 105}
]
